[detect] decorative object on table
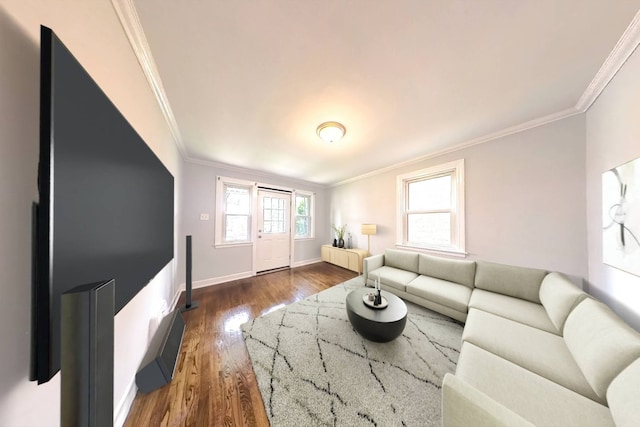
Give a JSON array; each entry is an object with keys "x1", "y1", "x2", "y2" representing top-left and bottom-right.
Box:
[
  {"x1": 332, "y1": 223, "x2": 347, "y2": 248},
  {"x1": 361, "y1": 223, "x2": 377, "y2": 255},
  {"x1": 374, "y1": 277, "x2": 382, "y2": 306},
  {"x1": 241, "y1": 277, "x2": 462, "y2": 426},
  {"x1": 602, "y1": 155, "x2": 640, "y2": 277},
  {"x1": 332, "y1": 238, "x2": 337, "y2": 247},
  {"x1": 347, "y1": 232, "x2": 352, "y2": 249},
  {"x1": 362, "y1": 292, "x2": 388, "y2": 309}
]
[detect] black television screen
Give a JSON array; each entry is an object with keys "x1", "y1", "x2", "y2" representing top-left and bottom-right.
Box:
[{"x1": 35, "y1": 26, "x2": 174, "y2": 383}]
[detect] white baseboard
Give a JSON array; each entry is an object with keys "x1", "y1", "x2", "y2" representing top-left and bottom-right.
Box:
[
  {"x1": 114, "y1": 377, "x2": 138, "y2": 427},
  {"x1": 169, "y1": 287, "x2": 182, "y2": 311},
  {"x1": 178, "y1": 270, "x2": 254, "y2": 292},
  {"x1": 291, "y1": 258, "x2": 322, "y2": 268},
  {"x1": 177, "y1": 262, "x2": 323, "y2": 293}
]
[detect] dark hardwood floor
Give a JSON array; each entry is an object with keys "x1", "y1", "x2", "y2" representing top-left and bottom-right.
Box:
[{"x1": 124, "y1": 262, "x2": 358, "y2": 427}]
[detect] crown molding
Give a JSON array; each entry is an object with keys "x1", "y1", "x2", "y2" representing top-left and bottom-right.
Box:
[
  {"x1": 112, "y1": 1, "x2": 639, "y2": 187},
  {"x1": 334, "y1": 11, "x2": 640, "y2": 188},
  {"x1": 186, "y1": 157, "x2": 328, "y2": 189},
  {"x1": 576, "y1": 9, "x2": 640, "y2": 112},
  {"x1": 332, "y1": 106, "x2": 581, "y2": 187},
  {"x1": 110, "y1": 0, "x2": 188, "y2": 159}
]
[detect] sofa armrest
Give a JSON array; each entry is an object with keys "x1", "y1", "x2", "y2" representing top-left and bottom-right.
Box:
[
  {"x1": 442, "y1": 374, "x2": 534, "y2": 427},
  {"x1": 363, "y1": 254, "x2": 384, "y2": 285}
]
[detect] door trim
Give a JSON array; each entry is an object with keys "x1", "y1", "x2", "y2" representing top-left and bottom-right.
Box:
[{"x1": 252, "y1": 185, "x2": 295, "y2": 275}]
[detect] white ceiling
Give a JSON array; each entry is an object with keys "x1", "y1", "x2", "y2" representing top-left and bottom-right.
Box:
[{"x1": 128, "y1": 0, "x2": 640, "y2": 185}]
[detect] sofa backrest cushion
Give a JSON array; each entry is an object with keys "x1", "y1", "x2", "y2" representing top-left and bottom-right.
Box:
[
  {"x1": 474, "y1": 261, "x2": 547, "y2": 303},
  {"x1": 607, "y1": 358, "x2": 640, "y2": 427},
  {"x1": 384, "y1": 249, "x2": 419, "y2": 273},
  {"x1": 539, "y1": 272, "x2": 589, "y2": 333},
  {"x1": 418, "y1": 254, "x2": 476, "y2": 288},
  {"x1": 564, "y1": 298, "x2": 640, "y2": 400}
]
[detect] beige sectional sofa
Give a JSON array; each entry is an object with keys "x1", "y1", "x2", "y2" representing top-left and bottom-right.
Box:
[{"x1": 363, "y1": 248, "x2": 640, "y2": 427}]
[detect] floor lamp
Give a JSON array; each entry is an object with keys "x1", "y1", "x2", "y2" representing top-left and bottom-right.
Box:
[{"x1": 361, "y1": 224, "x2": 377, "y2": 255}]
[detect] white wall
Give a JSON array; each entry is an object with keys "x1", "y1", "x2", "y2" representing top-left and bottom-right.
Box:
[
  {"x1": 586, "y1": 45, "x2": 640, "y2": 331},
  {"x1": 179, "y1": 161, "x2": 327, "y2": 287},
  {"x1": 0, "y1": 1, "x2": 183, "y2": 425},
  {"x1": 330, "y1": 115, "x2": 588, "y2": 279}
]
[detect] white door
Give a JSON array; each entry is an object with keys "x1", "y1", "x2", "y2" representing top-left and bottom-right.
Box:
[{"x1": 256, "y1": 189, "x2": 291, "y2": 272}]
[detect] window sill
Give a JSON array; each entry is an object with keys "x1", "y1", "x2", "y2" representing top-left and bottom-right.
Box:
[
  {"x1": 294, "y1": 236, "x2": 315, "y2": 241},
  {"x1": 395, "y1": 243, "x2": 468, "y2": 258}
]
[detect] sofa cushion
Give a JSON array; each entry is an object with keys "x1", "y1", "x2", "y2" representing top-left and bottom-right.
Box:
[
  {"x1": 468, "y1": 289, "x2": 558, "y2": 334},
  {"x1": 462, "y1": 308, "x2": 602, "y2": 403},
  {"x1": 474, "y1": 261, "x2": 547, "y2": 303},
  {"x1": 384, "y1": 249, "x2": 419, "y2": 273},
  {"x1": 417, "y1": 254, "x2": 476, "y2": 289},
  {"x1": 442, "y1": 374, "x2": 535, "y2": 427},
  {"x1": 607, "y1": 358, "x2": 640, "y2": 427},
  {"x1": 564, "y1": 298, "x2": 640, "y2": 401},
  {"x1": 406, "y1": 275, "x2": 472, "y2": 313},
  {"x1": 539, "y1": 272, "x2": 589, "y2": 333},
  {"x1": 368, "y1": 266, "x2": 418, "y2": 292},
  {"x1": 397, "y1": 289, "x2": 469, "y2": 323},
  {"x1": 456, "y1": 342, "x2": 615, "y2": 427}
]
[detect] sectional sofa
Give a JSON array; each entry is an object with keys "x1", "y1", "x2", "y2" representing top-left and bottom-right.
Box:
[{"x1": 363, "y1": 248, "x2": 640, "y2": 427}]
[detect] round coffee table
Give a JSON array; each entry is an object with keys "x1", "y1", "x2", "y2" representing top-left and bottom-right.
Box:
[{"x1": 346, "y1": 288, "x2": 408, "y2": 342}]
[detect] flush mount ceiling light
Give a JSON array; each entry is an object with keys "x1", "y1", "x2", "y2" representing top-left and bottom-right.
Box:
[{"x1": 316, "y1": 121, "x2": 346, "y2": 143}]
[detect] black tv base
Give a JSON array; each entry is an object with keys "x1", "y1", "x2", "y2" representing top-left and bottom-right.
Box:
[{"x1": 135, "y1": 309, "x2": 185, "y2": 393}]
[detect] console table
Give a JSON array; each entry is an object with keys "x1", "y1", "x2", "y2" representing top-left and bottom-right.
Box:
[{"x1": 321, "y1": 245, "x2": 368, "y2": 273}]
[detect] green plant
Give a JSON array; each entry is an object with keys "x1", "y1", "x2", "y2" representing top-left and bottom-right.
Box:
[{"x1": 332, "y1": 224, "x2": 347, "y2": 240}]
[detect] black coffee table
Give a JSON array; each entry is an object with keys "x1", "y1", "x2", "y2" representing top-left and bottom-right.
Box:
[{"x1": 346, "y1": 288, "x2": 408, "y2": 342}]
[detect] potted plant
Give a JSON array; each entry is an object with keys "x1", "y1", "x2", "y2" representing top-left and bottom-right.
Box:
[{"x1": 332, "y1": 224, "x2": 347, "y2": 248}]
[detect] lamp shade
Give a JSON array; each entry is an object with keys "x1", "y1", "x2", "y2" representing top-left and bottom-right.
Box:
[{"x1": 361, "y1": 224, "x2": 377, "y2": 235}]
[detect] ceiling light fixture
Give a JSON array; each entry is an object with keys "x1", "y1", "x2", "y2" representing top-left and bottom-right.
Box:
[{"x1": 316, "y1": 121, "x2": 346, "y2": 143}]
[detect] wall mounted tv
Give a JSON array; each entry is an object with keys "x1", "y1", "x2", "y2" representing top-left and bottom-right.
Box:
[{"x1": 35, "y1": 26, "x2": 174, "y2": 384}]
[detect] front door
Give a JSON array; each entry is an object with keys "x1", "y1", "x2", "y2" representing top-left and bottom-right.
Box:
[{"x1": 256, "y1": 189, "x2": 291, "y2": 272}]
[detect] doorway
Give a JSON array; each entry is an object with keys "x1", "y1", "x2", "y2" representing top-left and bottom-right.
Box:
[{"x1": 255, "y1": 189, "x2": 291, "y2": 273}]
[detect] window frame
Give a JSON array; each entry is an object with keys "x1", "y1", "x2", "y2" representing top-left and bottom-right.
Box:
[
  {"x1": 215, "y1": 176, "x2": 257, "y2": 247},
  {"x1": 293, "y1": 190, "x2": 315, "y2": 240},
  {"x1": 396, "y1": 159, "x2": 466, "y2": 256}
]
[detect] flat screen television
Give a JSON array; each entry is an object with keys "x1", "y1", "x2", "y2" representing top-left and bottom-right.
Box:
[{"x1": 35, "y1": 26, "x2": 174, "y2": 384}]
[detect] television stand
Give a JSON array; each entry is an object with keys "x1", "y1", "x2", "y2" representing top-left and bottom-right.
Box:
[{"x1": 135, "y1": 309, "x2": 185, "y2": 393}]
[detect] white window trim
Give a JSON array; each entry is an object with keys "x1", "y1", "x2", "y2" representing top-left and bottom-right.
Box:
[
  {"x1": 215, "y1": 176, "x2": 257, "y2": 248},
  {"x1": 293, "y1": 190, "x2": 315, "y2": 240},
  {"x1": 396, "y1": 159, "x2": 466, "y2": 257}
]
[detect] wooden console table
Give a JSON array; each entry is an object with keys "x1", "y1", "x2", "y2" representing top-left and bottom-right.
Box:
[{"x1": 321, "y1": 245, "x2": 369, "y2": 273}]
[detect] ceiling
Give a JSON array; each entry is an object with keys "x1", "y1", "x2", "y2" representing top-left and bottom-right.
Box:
[{"x1": 127, "y1": 0, "x2": 640, "y2": 185}]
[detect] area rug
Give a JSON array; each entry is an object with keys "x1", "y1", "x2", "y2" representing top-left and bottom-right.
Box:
[{"x1": 240, "y1": 276, "x2": 463, "y2": 426}]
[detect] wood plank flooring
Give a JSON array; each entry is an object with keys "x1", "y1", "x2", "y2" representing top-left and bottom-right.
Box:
[{"x1": 124, "y1": 262, "x2": 357, "y2": 427}]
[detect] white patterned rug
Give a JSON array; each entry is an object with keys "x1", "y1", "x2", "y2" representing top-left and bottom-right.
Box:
[{"x1": 241, "y1": 276, "x2": 463, "y2": 426}]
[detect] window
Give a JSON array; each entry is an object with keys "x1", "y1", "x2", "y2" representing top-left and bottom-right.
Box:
[
  {"x1": 397, "y1": 159, "x2": 465, "y2": 255},
  {"x1": 262, "y1": 196, "x2": 286, "y2": 233},
  {"x1": 215, "y1": 177, "x2": 256, "y2": 246},
  {"x1": 294, "y1": 191, "x2": 314, "y2": 239}
]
